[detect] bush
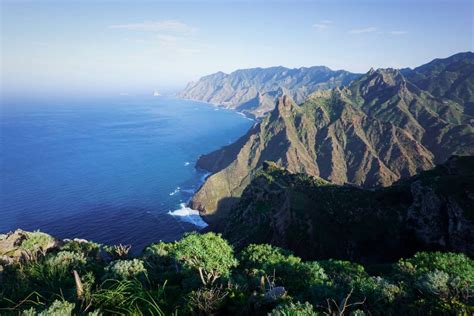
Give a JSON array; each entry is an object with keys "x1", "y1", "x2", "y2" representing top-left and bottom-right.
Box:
[
  {"x1": 240, "y1": 244, "x2": 327, "y2": 298},
  {"x1": 394, "y1": 252, "x2": 474, "y2": 313},
  {"x1": 104, "y1": 244, "x2": 131, "y2": 260},
  {"x1": 186, "y1": 286, "x2": 228, "y2": 315},
  {"x1": 61, "y1": 239, "x2": 101, "y2": 259},
  {"x1": 22, "y1": 300, "x2": 75, "y2": 316},
  {"x1": 3, "y1": 232, "x2": 473, "y2": 316},
  {"x1": 239, "y1": 244, "x2": 300, "y2": 270},
  {"x1": 319, "y1": 260, "x2": 368, "y2": 286},
  {"x1": 395, "y1": 252, "x2": 474, "y2": 282},
  {"x1": 172, "y1": 232, "x2": 238, "y2": 286},
  {"x1": 105, "y1": 259, "x2": 147, "y2": 280},
  {"x1": 46, "y1": 251, "x2": 87, "y2": 269},
  {"x1": 269, "y1": 301, "x2": 317, "y2": 316}
]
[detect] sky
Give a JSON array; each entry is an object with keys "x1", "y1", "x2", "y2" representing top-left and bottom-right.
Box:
[{"x1": 1, "y1": 0, "x2": 473, "y2": 97}]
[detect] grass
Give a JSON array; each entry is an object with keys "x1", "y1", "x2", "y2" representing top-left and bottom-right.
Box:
[{"x1": 92, "y1": 279, "x2": 166, "y2": 316}]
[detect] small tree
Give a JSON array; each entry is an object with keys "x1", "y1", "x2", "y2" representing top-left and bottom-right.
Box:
[{"x1": 173, "y1": 232, "x2": 237, "y2": 286}]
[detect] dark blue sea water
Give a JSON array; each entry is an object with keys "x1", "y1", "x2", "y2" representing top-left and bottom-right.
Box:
[{"x1": 0, "y1": 96, "x2": 253, "y2": 252}]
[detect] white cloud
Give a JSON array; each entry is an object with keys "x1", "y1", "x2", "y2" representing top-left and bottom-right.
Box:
[
  {"x1": 390, "y1": 31, "x2": 407, "y2": 35},
  {"x1": 109, "y1": 19, "x2": 203, "y2": 58},
  {"x1": 109, "y1": 20, "x2": 196, "y2": 34},
  {"x1": 348, "y1": 27, "x2": 377, "y2": 34},
  {"x1": 177, "y1": 48, "x2": 202, "y2": 56},
  {"x1": 156, "y1": 34, "x2": 179, "y2": 46},
  {"x1": 313, "y1": 20, "x2": 333, "y2": 31}
]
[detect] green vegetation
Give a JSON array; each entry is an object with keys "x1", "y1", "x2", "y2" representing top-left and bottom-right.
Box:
[
  {"x1": 222, "y1": 156, "x2": 474, "y2": 263},
  {"x1": 19, "y1": 231, "x2": 55, "y2": 253},
  {"x1": 1, "y1": 232, "x2": 472, "y2": 315}
]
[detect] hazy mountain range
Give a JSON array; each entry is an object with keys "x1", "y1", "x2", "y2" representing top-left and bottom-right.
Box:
[{"x1": 178, "y1": 66, "x2": 359, "y2": 117}]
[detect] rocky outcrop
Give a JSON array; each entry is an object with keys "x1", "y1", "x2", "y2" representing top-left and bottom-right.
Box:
[
  {"x1": 178, "y1": 66, "x2": 359, "y2": 117},
  {"x1": 0, "y1": 229, "x2": 60, "y2": 265},
  {"x1": 217, "y1": 156, "x2": 474, "y2": 262},
  {"x1": 191, "y1": 54, "x2": 474, "y2": 218}
]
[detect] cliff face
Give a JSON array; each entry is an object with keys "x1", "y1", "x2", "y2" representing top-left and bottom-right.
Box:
[
  {"x1": 191, "y1": 56, "x2": 474, "y2": 217},
  {"x1": 218, "y1": 156, "x2": 474, "y2": 262},
  {"x1": 178, "y1": 66, "x2": 359, "y2": 117}
]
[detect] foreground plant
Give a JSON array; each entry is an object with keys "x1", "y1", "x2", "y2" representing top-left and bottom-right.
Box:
[{"x1": 1, "y1": 231, "x2": 473, "y2": 315}]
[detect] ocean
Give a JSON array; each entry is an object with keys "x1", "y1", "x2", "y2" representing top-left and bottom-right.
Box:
[{"x1": 0, "y1": 95, "x2": 253, "y2": 252}]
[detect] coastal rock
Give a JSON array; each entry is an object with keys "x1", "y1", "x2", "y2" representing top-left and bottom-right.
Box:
[{"x1": 0, "y1": 229, "x2": 60, "y2": 264}]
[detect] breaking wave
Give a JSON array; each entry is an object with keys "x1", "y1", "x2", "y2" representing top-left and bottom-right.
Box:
[{"x1": 168, "y1": 203, "x2": 208, "y2": 228}]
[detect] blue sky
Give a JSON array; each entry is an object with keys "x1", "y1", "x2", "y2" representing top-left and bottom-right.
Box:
[{"x1": 1, "y1": 0, "x2": 473, "y2": 97}]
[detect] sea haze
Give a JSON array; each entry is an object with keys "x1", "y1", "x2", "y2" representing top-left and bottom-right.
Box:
[{"x1": 0, "y1": 96, "x2": 253, "y2": 252}]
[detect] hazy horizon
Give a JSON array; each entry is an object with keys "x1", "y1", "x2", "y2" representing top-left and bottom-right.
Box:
[{"x1": 1, "y1": 0, "x2": 473, "y2": 98}]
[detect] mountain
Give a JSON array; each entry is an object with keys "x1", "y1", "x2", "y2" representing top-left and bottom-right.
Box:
[
  {"x1": 191, "y1": 53, "x2": 474, "y2": 217},
  {"x1": 178, "y1": 66, "x2": 359, "y2": 117},
  {"x1": 403, "y1": 52, "x2": 474, "y2": 115},
  {"x1": 216, "y1": 156, "x2": 474, "y2": 262}
]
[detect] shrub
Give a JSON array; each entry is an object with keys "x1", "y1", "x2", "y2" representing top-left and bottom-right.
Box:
[
  {"x1": 141, "y1": 242, "x2": 182, "y2": 287},
  {"x1": 39, "y1": 300, "x2": 75, "y2": 316},
  {"x1": 104, "y1": 244, "x2": 131, "y2": 260},
  {"x1": 239, "y1": 244, "x2": 300, "y2": 270},
  {"x1": 172, "y1": 232, "x2": 238, "y2": 286},
  {"x1": 18, "y1": 251, "x2": 88, "y2": 297},
  {"x1": 395, "y1": 252, "x2": 474, "y2": 282},
  {"x1": 319, "y1": 260, "x2": 368, "y2": 286},
  {"x1": 394, "y1": 252, "x2": 474, "y2": 313},
  {"x1": 186, "y1": 286, "x2": 228, "y2": 315},
  {"x1": 61, "y1": 240, "x2": 101, "y2": 259},
  {"x1": 269, "y1": 301, "x2": 317, "y2": 316},
  {"x1": 105, "y1": 259, "x2": 147, "y2": 280},
  {"x1": 240, "y1": 244, "x2": 327, "y2": 298},
  {"x1": 46, "y1": 251, "x2": 87, "y2": 270},
  {"x1": 416, "y1": 270, "x2": 450, "y2": 297},
  {"x1": 22, "y1": 300, "x2": 75, "y2": 316}
]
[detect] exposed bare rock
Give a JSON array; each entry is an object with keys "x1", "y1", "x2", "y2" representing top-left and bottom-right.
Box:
[
  {"x1": 191, "y1": 58, "x2": 474, "y2": 219},
  {"x1": 0, "y1": 229, "x2": 60, "y2": 264}
]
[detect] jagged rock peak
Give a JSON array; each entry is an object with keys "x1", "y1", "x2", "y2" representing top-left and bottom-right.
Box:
[
  {"x1": 274, "y1": 95, "x2": 297, "y2": 115},
  {"x1": 281, "y1": 95, "x2": 294, "y2": 108},
  {"x1": 368, "y1": 68, "x2": 404, "y2": 85}
]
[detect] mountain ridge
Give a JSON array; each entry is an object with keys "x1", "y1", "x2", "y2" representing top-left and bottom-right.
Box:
[
  {"x1": 178, "y1": 65, "x2": 360, "y2": 117},
  {"x1": 190, "y1": 53, "x2": 474, "y2": 218},
  {"x1": 216, "y1": 155, "x2": 474, "y2": 262}
]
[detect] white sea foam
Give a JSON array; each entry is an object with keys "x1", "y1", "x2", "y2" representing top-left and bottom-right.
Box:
[
  {"x1": 169, "y1": 187, "x2": 180, "y2": 196},
  {"x1": 168, "y1": 203, "x2": 208, "y2": 228},
  {"x1": 181, "y1": 188, "x2": 195, "y2": 194},
  {"x1": 184, "y1": 162, "x2": 190, "y2": 166},
  {"x1": 237, "y1": 111, "x2": 254, "y2": 121},
  {"x1": 200, "y1": 172, "x2": 211, "y2": 183}
]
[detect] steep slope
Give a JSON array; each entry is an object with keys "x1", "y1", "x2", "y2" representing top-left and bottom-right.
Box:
[
  {"x1": 403, "y1": 52, "x2": 474, "y2": 115},
  {"x1": 191, "y1": 65, "x2": 474, "y2": 217},
  {"x1": 178, "y1": 66, "x2": 359, "y2": 117},
  {"x1": 219, "y1": 156, "x2": 474, "y2": 262}
]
